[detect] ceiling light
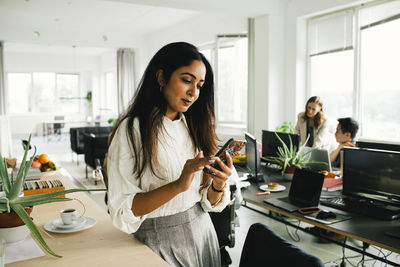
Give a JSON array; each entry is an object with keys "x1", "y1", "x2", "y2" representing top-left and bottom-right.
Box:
[
  {"x1": 34, "y1": 31, "x2": 40, "y2": 37},
  {"x1": 102, "y1": 35, "x2": 108, "y2": 42}
]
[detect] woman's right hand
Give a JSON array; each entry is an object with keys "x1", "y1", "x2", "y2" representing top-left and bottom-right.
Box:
[{"x1": 175, "y1": 151, "x2": 215, "y2": 192}]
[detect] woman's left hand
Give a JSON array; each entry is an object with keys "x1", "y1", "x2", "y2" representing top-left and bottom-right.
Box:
[{"x1": 204, "y1": 152, "x2": 233, "y2": 189}]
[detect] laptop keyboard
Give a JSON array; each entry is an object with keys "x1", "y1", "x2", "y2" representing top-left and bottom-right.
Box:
[{"x1": 320, "y1": 197, "x2": 400, "y2": 220}]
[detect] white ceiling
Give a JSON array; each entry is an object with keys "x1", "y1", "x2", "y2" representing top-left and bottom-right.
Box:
[
  {"x1": 0, "y1": 0, "x2": 199, "y2": 48},
  {"x1": 0, "y1": 0, "x2": 280, "y2": 49}
]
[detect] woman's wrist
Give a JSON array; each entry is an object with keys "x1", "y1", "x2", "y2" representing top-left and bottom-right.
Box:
[{"x1": 211, "y1": 182, "x2": 226, "y2": 193}]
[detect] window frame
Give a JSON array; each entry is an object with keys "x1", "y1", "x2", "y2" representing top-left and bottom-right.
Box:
[{"x1": 199, "y1": 34, "x2": 248, "y2": 128}]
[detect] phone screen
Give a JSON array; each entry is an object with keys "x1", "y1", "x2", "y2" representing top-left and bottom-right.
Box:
[{"x1": 204, "y1": 139, "x2": 246, "y2": 174}]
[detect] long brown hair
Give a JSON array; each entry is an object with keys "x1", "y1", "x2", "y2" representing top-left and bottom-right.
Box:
[
  {"x1": 109, "y1": 42, "x2": 218, "y2": 180},
  {"x1": 301, "y1": 96, "x2": 324, "y2": 129}
]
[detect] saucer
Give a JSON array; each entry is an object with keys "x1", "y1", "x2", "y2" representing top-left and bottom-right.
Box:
[
  {"x1": 52, "y1": 217, "x2": 86, "y2": 229},
  {"x1": 44, "y1": 217, "x2": 96, "y2": 233},
  {"x1": 259, "y1": 184, "x2": 286, "y2": 192}
]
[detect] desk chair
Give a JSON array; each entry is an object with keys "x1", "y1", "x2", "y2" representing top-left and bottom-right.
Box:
[
  {"x1": 53, "y1": 116, "x2": 65, "y2": 140},
  {"x1": 209, "y1": 184, "x2": 238, "y2": 266},
  {"x1": 239, "y1": 223, "x2": 324, "y2": 267},
  {"x1": 21, "y1": 139, "x2": 32, "y2": 150}
]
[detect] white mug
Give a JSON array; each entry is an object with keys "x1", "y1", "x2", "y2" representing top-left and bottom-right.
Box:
[{"x1": 60, "y1": 208, "x2": 79, "y2": 225}]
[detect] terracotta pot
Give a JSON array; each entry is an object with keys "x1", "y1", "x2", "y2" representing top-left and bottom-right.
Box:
[
  {"x1": 285, "y1": 166, "x2": 296, "y2": 174},
  {"x1": 0, "y1": 207, "x2": 33, "y2": 228}
]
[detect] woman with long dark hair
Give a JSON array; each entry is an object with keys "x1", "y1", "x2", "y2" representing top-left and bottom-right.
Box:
[
  {"x1": 107, "y1": 42, "x2": 235, "y2": 266},
  {"x1": 294, "y1": 96, "x2": 330, "y2": 148}
]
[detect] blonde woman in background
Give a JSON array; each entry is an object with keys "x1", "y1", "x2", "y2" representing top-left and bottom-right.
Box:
[{"x1": 295, "y1": 96, "x2": 331, "y2": 149}]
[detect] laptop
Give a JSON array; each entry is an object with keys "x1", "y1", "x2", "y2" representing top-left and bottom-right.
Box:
[
  {"x1": 263, "y1": 168, "x2": 325, "y2": 212},
  {"x1": 303, "y1": 147, "x2": 332, "y2": 172}
]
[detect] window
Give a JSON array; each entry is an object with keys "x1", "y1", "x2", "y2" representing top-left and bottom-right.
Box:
[
  {"x1": 307, "y1": 1, "x2": 400, "y2": 142},
  {"x1": 57, "y1": 74, "x2": 80, "y2": 113},
  {"x1": 360, "y1": 18, "x2": 400, "y2": 141},
  {"x1": 99, "y1": 71, "x2": 118, "y2": 117},
  {"x1": 309, "y1": 50, "x2": 354, "y2": 120},
  {"x1": 200, "y1": 35, "x2": 248, "y2": 126},
  {"x1": 7, "y1": 73, "x2": 31, "y2": 113},
  {"x1": 6, "y1": 72, "x2": 80, "y2": 114}
]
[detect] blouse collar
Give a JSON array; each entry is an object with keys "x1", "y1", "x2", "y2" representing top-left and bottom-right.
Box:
[{"x1": 163, "y1": 113, "x2": 187, "y2": 126}]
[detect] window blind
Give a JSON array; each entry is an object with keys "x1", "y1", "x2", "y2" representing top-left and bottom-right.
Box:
[
  {"x1": 360, "y1": 0, "x2": 400, "y2": 30},
  {"x1": 308, "y1": 10, "x2": 354, "y2": 56}
]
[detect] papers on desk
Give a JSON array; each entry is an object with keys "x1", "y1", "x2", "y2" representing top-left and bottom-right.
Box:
[
  {"x1": 239, "y1": 181, "x2": 251, "y2": 188},
  {"x1": 5, "y1": 235, "x2": 45, "y2": 264},
  {"x1": 238, "y1": 175, "x2": 249, "y2": 181},
  {"x1": 304, "y1": 212, "x2": 351, "y2": 225},
  {"x1": 322, "y1": 178, "x2": 343, "y2": 192}
]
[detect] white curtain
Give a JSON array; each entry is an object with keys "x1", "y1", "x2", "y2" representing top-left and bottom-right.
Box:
[
  {"x1": 0, "y1": 41, "x2": 13, "y2": 157},
  {"x1": 117, "y1": 48, "x2": 136, "y2": 115}
]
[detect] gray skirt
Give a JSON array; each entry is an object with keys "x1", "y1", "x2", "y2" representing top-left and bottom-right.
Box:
[{"x1": 134, "y1": 203, "x2": 220, "y2": 267}]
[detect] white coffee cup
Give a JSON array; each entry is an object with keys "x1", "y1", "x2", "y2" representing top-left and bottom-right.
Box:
[{"x1": 60, "y1": 208, "x2": 79, "y2": 225}]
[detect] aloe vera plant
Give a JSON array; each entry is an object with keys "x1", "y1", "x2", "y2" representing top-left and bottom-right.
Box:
[
  {"x1": 0, "y1": 135, "x2": 106, "y2": 257},
  {"x1": 262, "y1": 132, "x2": 320, "y2": 174}
]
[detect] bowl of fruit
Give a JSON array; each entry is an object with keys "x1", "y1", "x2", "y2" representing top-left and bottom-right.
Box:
[{"x1": 31, "y1": 154, "x2": 58, "y2": 172}]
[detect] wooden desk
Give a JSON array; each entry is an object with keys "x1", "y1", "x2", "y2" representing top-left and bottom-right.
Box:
[
  {"x1": 8, "y1": 170, "x2": 168, "y2": 267},
  {"x1": 240, "y1": 168, "x2": 400, "y2": 266}
]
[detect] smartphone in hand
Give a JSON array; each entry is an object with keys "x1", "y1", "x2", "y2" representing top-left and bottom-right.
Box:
[{"x1": 204, "y1": 138, "x2": 246, "y2": 174}]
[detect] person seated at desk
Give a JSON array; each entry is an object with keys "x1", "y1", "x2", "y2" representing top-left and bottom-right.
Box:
[
  {"x1": 330, "y1": 117, "x2": 359, "y2": 168},
  {"x1": 294, "y1": 96, "x2": 331, "y2": 149},
  {"x1": 107, "y1": 42, "x2": 237, "y2": 267}
]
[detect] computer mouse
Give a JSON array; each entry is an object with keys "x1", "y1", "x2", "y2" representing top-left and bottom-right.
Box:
[{"x1": 316, "y1": 211, "x2": 336, "y2": 220}]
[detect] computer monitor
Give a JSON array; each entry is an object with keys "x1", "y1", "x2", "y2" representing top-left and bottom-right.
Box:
[
  {"x1": 343, "y1": 147, "x2": 400, "y2": 207},
  {"x1": 245, "y1": 132, "x2": 264, "y2": 182},
  {"x1": 262, "y1": 130, "x2": 300, "y2": 158},
  {"x1": 356, "y1": 141, "x2": 400, "y2": 152}
]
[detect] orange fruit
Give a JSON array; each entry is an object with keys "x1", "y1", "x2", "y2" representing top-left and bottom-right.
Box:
[{"x1": 38, "y1": 154, "x2": 50, "y2": 164}]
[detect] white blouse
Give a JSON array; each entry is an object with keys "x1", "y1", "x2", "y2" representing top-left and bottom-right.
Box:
[{"x1": 107, "y1": 114, "x2": 232, "y2": 234}]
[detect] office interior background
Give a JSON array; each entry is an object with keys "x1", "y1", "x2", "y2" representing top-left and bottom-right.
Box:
[{"x1": 0, "y1": 0, "x2": 399, "y2": 152}]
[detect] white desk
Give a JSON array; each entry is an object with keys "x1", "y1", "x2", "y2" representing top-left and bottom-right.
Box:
[
  {"x1": 42, "y1": 120, "x2": 108, "y2": 142},
  {"x1": 8, "y1": 170, "x2": 168, "y2": 267}
]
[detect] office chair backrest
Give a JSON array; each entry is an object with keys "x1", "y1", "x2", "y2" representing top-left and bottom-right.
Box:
[{"x1": 239, "y1": 223, "x2": 324, "y2": 267}]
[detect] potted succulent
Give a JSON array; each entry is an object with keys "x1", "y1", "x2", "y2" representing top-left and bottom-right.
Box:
[
  {"x1": 275, "y1": 121, "x2": 295, "y2": 134},
  {"x1": 262, "y1": 132, "x2": 320, "y2": 178},
  {"x1": 0, "y1": 135, "x2": 105, "y2": 257}
]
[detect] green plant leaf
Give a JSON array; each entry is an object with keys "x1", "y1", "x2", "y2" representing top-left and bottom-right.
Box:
[
  {"x1": 9, "y1": 136, "x2": 36, "y2": 199},
  {"x1": 11, "y1": 203, "x2": 62, "y2": 258},
  {"x1": 13, "y1": 188, "x2": 106, "y2": 205},
  {"x1": 0, "y1": 156, "x2": 11, "y2": 194},
  {"x1": 18, "y1": 197, "x2": 72, "y2": 208}
]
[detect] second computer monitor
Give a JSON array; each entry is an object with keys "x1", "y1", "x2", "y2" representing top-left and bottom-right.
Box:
[
  {"x1": 356, "y1": 141, "x2": 400, "y2": 152},
  {"x1": 262, "y1": 130, "x2": 300, "y2": 158},
  {"x1": 245, "y1": 132, "x2": 264, "y2": 182}
]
